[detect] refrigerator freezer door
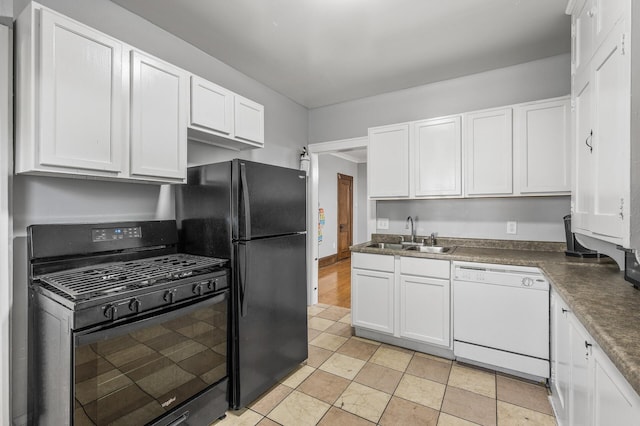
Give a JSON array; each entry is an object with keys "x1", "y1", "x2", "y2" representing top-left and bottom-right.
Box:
[
  {"x1": 235, "y1": 160, "x2": 307, "y2": 240},
  {"x1": 233, "y1": 233, "x2": 307, "y2": 408}
]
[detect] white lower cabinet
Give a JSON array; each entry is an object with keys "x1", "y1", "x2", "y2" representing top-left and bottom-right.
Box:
[
  {"x1": 351, "y1": 253, "x2": 451, "y2": 350},
  {"x1": 351, "y1": 253, "x2": 395, "y2": 334},
  {"x1": 399, "y1": 257, "x2": 450, "y2": 347},
  {"x1": 551, "y1": 289, "x2": 640, "y2": 425}
]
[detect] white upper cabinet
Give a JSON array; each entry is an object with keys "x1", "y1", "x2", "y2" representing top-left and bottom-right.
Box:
[
  {"x1": 412, "y1": 116, "x2": 462, "y2": 197},
  {"x1": 593, "y1": 0, "x2": 627, "y2": 47},
  {"x1": 514, "y1": 97, "x2": 571, "y2": 195},
  {"x1": 130, "y1": 51, "x2": 187, "y2": 182},
  {"x1": 190, "y1": 76, "x2": 233, "y2": 137},
  {"x1": 573, "y1": 0, "x2": 594, "y2": 77},
  {"x1": 16, "y1": 5, "x2": 127, "y2": 177},
  {"x1": 464, "y1": 108, "x2": 513, "y2": 196},
  {"x1": 368, "y1": 123, "x2": 410, "y2": 198},
  {"x1": 573, "y1": 71, "x2": 593, "y2": 233},
  {"x1": 188, "y1": 77, "x2": 264, "y2": 150}
]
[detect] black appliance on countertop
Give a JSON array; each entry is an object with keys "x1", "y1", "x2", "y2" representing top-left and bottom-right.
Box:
[
  {"x1": 28, "y1": 220, "x2": 230, "y2": 426},
  {"x1": 563, "y1": 214, "x2": 599, "y2": 258},
  {"x1": 175, "y1": 159, "x2": 308, "y2": 409}
]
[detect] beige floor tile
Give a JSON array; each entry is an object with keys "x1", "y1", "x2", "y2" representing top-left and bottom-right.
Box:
[
  {"x1": 316, "y1": 306, "x2": 350, "y2": 321},
  {"x1": 256, "y1": 418, "x2": 280, "y2": 426},
  {"x1": 319, "y1": 353, "x2": 366, "y2": 380},
  {"x1": 307, "y1": 345, "x2": 333, "y2": 368},
  {"x1": 353, "y1": 362, "x2": 403, "y2": 394},
  {"x1": 249, "y1": 384, "x2": 294, "y2": 416},
  {"x1": 317, "y1": 406, "x2": 375, "y2": 426},
  {"x1": 437, "y1": 413, "x2": 480, "y2": 426},
  {"x1": 337, "y1": 338, "x2": 379, "y2": 361},
  {"x1": 415, "y1": 351, "x2": 453, "y2": 364},
  {"x1": 394, "y1": 374, "x2": 446, "y2": 410},
  {"x1": 339, "y1": 313, "x2": 352, "y2": 324},
  {"x1": 448, "y1": 363, "x2": 496, "y2": 398},
  {"x1": 316, "y1": 303, "x2": 332, "y2": 308},
  {"x1": 379, "y1": 396, "x2": 439, "y2": 425},
  {"x1": 335, "y1": 382, "x2": 392, "y2": 423},
  {"x1": 441, "y1": 386, "x2": 497, "y2": 426},
  {"x1": 496, "y1": 375, "x2": 553, "y2": 415},
  {"x1": 267, "y1": 390, "x2": 330, "y2": 426},
  {"x1": 369, "y1": 346, "x2": 413, "y2": 372},
  {"x1": 281, "y1": 365, "x2": 315, "y2": 388},
  {"x1": 214, "y1": 408, "x2": 263, "y2": 426},
  {"x1": 310, "y1": 332, "x2": 348, "y2": 351},
  {"x1": 308, "y1": 316, "x2": 335, "y2": 331},
  {"x1": 497, "y1": 401, "x2": 556, "y2": 426},
  {"x1": 325, "y1": 321, "x2": 353, "y2": 338},
  {"x1": 308, "y1": 305, "x2": 327, "y2": 316},
  {"x1": 406, "y1": 354, "x2": 452, "y2": 384},
  {"x1": 298, "y1": 370, "x2": 351, "y2": 404},
  {"x1": 381, "y1": 343, "x2": 415, "y2": 355},
  {"x1": 308, "y1": 328, "x2": 322, "y2": 342}
]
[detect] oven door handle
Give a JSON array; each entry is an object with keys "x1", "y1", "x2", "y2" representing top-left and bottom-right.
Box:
[
  {"x1": 238, "y1": 242, "x2": 249, "y2": 317},
  {"x1": 75, "y1": 292, "x2": 227, "y2": 347}
]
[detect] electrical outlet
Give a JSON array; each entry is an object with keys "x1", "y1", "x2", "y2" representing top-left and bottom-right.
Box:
[
  {"x1": 377, "y1": 218, "x2": 389, "y2": 230},
  {"x1": 507, "y1": 221, "x2": 517, "y2": 234}
]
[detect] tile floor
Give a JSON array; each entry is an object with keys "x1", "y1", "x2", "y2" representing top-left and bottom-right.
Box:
[{"x1": 214, "y1": 304, "x2": 557, "y2": 426}]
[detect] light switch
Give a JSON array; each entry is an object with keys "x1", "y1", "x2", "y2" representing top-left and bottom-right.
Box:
[
  {"x1": 377, "y1": 218, "x2": 389, "y2": 230},
  {"x1": 507, "y1": 221, "x2": 517, "y2": 234}
]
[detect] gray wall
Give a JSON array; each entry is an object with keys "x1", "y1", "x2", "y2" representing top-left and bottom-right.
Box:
[
  {"x1": 356, "y1": 163, "x2": 368, "y2": 243},
  {"x1": 308, "y1": 53, "x2": 572, "y2": 242},
  {"x1": 377, "y1": 197, "x2": 571, "y2": 242},
  {"x1": 317, "y1": 154, "x2": 359, "y2": 259},
  {"x1": 9, "y1": 0, "x2": 308, "y2": 423},
  {"x1": 308, "y1": 53, "x2": 571, "y2": 143}
]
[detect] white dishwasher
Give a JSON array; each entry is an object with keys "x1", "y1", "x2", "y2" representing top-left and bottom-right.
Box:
[{"x1": 453, "y1": 261, "x2": 550, "y2": 380}]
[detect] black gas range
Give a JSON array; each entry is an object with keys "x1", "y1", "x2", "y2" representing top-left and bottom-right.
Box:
[{"x1": 28, "y1": 220, "x2": 230, "y2": 426}]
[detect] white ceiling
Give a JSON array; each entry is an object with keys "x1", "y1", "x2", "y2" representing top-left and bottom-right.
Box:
[{"x1": 111, "y1": 0, "x2": 570, "y2": 109}]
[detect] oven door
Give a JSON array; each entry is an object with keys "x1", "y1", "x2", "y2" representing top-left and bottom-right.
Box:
[{"x1": 73, "y1": 292, "x2": 228, "y2": 425}]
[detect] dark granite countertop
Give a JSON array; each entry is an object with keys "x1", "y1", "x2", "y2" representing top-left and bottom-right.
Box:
[{"x1": 351, "y1": 236, "x2": 640, "y2": 395}]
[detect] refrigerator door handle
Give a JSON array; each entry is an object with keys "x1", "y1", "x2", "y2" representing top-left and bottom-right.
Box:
[
  {"x1": 240, "y1": 162, "x2": 252, "y2": 238},
  {"x1": 238, "y1": 243, "x2": 249, "y2": 317}
]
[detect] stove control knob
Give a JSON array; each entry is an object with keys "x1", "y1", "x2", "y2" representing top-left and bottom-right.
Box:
[
  {"x1": 104, "y1": 304, "x2": 119, "y2": 320},
  {"x1": 163, "y1": 289, "x2": 177, "y2": 303},
  {"x1": 129, "y1": 297, "x2": 142, "y2": 313},
  {"x1": 193, "y1": 283, "x2": 204, "y2": 296},
  {"x1": 207, "y1": 279, "x2": 217, "y2": 290}
]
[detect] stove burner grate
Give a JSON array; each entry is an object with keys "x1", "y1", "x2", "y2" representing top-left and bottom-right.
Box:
[{"x1": 36, "y1": 253, "x2": 226, "y2": 300}]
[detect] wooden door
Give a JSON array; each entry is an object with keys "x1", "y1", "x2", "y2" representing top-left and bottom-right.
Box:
[{"x1": 337, "y1": 173, "x2": 353, "y2": 260}]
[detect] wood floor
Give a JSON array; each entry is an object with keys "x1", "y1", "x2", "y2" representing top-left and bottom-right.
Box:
[{"x1": 318, "y1": 258, "x2": 351, "y2": 308}]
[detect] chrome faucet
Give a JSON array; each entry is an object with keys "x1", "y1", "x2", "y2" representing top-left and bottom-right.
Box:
[
  {"x1": 405, "y1": 216, "x2": 415, "y2": 242},
  {"x1": 430, "y1": 232, "x2": 437, "y2": 246}
]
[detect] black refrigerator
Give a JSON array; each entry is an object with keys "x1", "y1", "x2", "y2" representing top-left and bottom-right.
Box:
[{"x1": 175, "y1": 159, "x2": 308, "y2": 409}]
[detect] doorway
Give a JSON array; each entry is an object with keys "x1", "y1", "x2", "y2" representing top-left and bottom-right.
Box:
[{"x1": 337, "y1": 173, "x2": 353, "y2": 261}]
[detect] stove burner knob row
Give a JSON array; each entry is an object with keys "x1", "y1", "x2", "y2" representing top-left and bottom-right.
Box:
[{"x1": 164, "y1": 289, "x2": 177, "y2": 303}]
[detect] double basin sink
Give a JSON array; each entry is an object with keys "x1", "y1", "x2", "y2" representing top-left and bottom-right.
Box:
[{"x1": 366, "y1": 242, "x2": 453, "y2": 254}]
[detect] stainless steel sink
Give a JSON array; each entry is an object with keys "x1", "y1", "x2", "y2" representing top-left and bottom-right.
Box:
[
  {"x1": 405, "y1": 245, "x2": 452, "y2": 254},
  {"x1": 366, "y1": 242, "x2": 403, "y2": 250}
]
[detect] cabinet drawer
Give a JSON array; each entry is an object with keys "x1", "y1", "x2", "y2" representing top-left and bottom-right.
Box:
[
  {"x1": 352, "y1": 252, "x2": 394, "y2": 272},
  {"x1": 400, "y1": 257, "x2": 450, "y2": 279}
]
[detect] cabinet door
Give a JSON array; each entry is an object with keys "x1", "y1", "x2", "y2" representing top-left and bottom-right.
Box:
[
  {"x1": 573, "y1": 0, "x2": 594, "y2": 77},
  {"x1": 190, "y1": 76, "x2": 233, "y2": 137},
  {"x1": 550, "y1": 292, "x2": 571, "y2": 425},
  {"x1": 590, "y1": 20, "x2": 629, "y2": 242},
  {"x1": 234, "y1": 95, "x2": 264, "y2": 146},
  {"x1": 413, "y1": 116, "x2": 462, "y2": 197},
  {"x1": 569, "y1": 314, "x2": 593, "y2": 426},
  {"x1": 515, "y1": 98, "x2": 570, "y2": 194},
  {"x1": 573, "y1": 71, "x2": 594, "y2": 233},
  {"x1": 592, "y1": 345, "x2": 640, "y2": 425},
  {"x1": 39, "y1": 9, "x2": 124, "y2": 173},
  {"x1": 130, "y1": 51, "x2": 187, "y2": 181},
  {"x1": 351, "y1": 268, "x2": 394, "y2": 334},
  {"x1": 464, "y1": 108, "x2": 513, "y2": 196},
  {"x1": 399, "y1": 275, "x2": 450, "y2": 347},
  {"x1": 593, "y1": 0, "x2": 627, "y2": 48},
  {"x1": 368, "y1": 124, "x2": 410, "y2": 198}
]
